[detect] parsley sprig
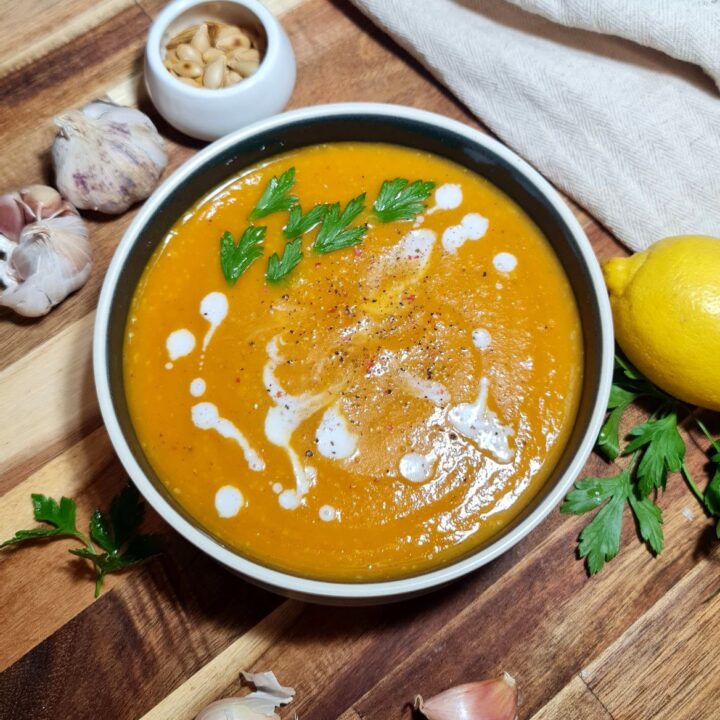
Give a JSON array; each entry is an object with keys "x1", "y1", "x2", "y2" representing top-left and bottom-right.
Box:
[
  {"x1": 249, "y1": 167, "x2": 298, "y2": 220},
  {"x1": 562, "y1": 353, "x2": 720, "y2": 574},
  {"x1": 314, "y1": 194, "x2": 367, "y2": 254},
  {"x1": 1, "y1": 482, "x2": 160, "y2": 597},
  {"x1": 373, "y1": 178, "x2": 435, "y2": 223},
  {"x1": 220, "y1": 226, "x2": 265, "y2": 285},
  {"x1": 219, "y1": 170, "x2": 438, "y2": 285},
  {"x1": 283, "y1": 203, "x2": 328, "y2": 239},
  {"x1": 266, "y1": 237, "x2": 303, "y2": 282}
]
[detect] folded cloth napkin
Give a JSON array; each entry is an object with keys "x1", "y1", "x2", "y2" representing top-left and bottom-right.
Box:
[{"x1": 350, "y1": 0, "x2": 720, "y2": 251}]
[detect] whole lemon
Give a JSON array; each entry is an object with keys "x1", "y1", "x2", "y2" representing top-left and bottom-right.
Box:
[{"x1": 603, "y1": 235, "x2": 720, "y2": 411}]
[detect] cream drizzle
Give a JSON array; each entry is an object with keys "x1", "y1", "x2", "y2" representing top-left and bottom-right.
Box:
[
  {"x1": 316, "y1": 404, "x2": 358, "y2": 460},
  {"x1": 215, "y1": 485, "x2": 244, "y2": 518},
  {"x1": 399, "y1": 452, "x2": 436, "y2": 483},
  {"x1": 191, "y1": 401, "x2": 265, "y2": 471},
  {"x1": 399, "y1": 371, "x2": 450, "y2": 407},
  {"x1": 493, "y1": 252, "x2": 517, "y2": 272},
  {"x1": 200, "y1": 291, "x2": 228, "y2": 351},
  {"x1": 319, "y1": 504, "x2": 339, "y2": 522},
  {"x1": 427, "y1": 183, "x2": 463, "y2": 215},
  {"x1": 166, "y1": 329, "x2": 195, "y2": 361},
  {"x1": 448, "y1": 377, "x2": 514, "y2": 463},
  {"x1": 263, "y1": 336, "x2": 331, "y2": 509},
  {"x1": 472, "y1": 328, "x2": 492, "y2": 350},
  {"x1": 441, "y1": 213, "x2": 489, "y2": 254}
]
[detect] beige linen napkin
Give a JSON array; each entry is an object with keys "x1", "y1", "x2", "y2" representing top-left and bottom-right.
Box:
[{"x1": 349, "y1": 0, "x2": 720, "y2": 251}]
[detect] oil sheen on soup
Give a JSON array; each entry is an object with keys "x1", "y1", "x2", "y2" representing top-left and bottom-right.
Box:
[{"x1": 124, "y1": 142, "x2": 583, "y2": 581}]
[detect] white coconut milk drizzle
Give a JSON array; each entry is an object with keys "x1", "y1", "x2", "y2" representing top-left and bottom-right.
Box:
[
  {"x1": 199, "y1": 291, "x2": 228, "y2": 358},
  {"x1": 472, "y1": 328, "x2": 492, "y2": 350},
  {"x1": 399, "y1": 452, "x2": 436, "y2": 482},
  {"x1": 441, "y1": 213, "x2": 489, "y2": 254},
  {"x1": 263, "y1": 336, "x2": 330, "y2": 509},
  {"x1": 165, "y1": 329, "x2": 195, "y2": 369},
  {"x1": 319, "y1": 504, "x2": 339, "y2": 522},
  {"x1": 399, "y1": 371, "x2": 450, "y2": 407},
  {"x1": 493, "y1": 252, "x2": 517, "y2": 272},
  {"x1": 215, "y1": 485, "x2": 244, "y2": 518},
  {"x1": 316, "y1": 404, "x2": 358, "y2": 460},
  {"x1": 191, "y1": 401, "x2": 265, "y2": 471},
  {"x1": 448, "y1": 377, "x2": 515, "y2": 463},
  {"x1": 426, "y1": 183, "x2": 463, "y2": 215},
  {"x1": 189, "y1": 378, "x2": 206, "y2": 397}
]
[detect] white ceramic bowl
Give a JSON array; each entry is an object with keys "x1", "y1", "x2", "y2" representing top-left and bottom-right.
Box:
[
  {"x1": 95, "y1": 103, "x2": 614, "y2": 604},
  {"x1": 144, "y1": 0, "x2": 296, "y2": 141}
]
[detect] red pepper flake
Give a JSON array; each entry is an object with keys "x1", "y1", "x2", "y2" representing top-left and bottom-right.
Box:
[
  {"x1": 275, "y1": 390, "x2": 284, "y2": 398},
  {"x1": 235, "y1": 377, "x2": 241, "y2": 383},
  {"x1": 314, "y1": 262, "x2": 321, "y2": 268},
  {"x1": 386, "y1": 424, "x2": 394, "y2": 431},
  {"x1": 354, "y1": 247, "x2": 363, "y2": 257}
]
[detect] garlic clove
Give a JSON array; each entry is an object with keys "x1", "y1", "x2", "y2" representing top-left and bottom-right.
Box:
[
  {"x1": 19, "y1": 185, "x2": 65, "y2": 221},
  {"x1": 0, "y1": 193, "x2": 24, "y2": 242},
  {"x1": 415, "y1": 674, "x2": 519, "y2": 720},
  {"x1": 0, "y1": 213, "x2": 91, "y2": 317},
  {"x1": 195, "y1": 671, "x2": 294, "y2": 720}
]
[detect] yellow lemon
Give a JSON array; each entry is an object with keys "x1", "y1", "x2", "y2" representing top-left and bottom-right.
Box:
[{"x1": 603, "y1": 235, "x2": 720, "y2": 411}]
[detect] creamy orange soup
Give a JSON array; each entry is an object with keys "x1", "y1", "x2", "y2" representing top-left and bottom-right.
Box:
[{"x1": 124, "y1": 142, "x2": 582, "y2": 580}]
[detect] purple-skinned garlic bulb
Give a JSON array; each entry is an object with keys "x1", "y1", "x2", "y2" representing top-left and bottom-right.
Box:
[
  {"x1": 0, "y1": 185, "x2": 91, "y2": 317},
  {"x1": 52, "y1": 100, "x2": 168, "y2": 214}
]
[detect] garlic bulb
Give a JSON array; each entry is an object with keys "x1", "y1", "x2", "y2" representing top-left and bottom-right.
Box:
[
  {"x1": 0, "y1": 185, "x2": 91, "y2": 317},
  {"x1": 52, "y1": 100, "x2": 168, "y2": 214},
  {"x1": 415, "y1": 673, "x2": 519, "y2": 720},
  {"x1": 195, "y1": 671, "x2": 295, "y2": 720}
]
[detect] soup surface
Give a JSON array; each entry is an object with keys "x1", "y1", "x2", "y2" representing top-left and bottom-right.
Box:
[{"x1": 124, "y1": 142, "x2": 582, "y2": 581}]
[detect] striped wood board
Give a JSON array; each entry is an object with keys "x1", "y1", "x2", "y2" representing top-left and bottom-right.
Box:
[{"x1": 1, "y1": 1, "x2": 719, "y2": 718}]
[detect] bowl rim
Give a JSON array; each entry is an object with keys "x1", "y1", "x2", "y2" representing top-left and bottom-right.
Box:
[
  {"x1": 145, "y1": 0, "x2": 282, "y2": 97},
  {"x1": 94, "y1": 102, "x2": 614, "y2": 601}
]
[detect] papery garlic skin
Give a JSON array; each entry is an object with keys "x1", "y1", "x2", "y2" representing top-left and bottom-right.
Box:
[
  {"x1": 195, "y1": 671, "x2": 294, "y2": 720},
  {"x1": 415, "y1": 674, "x2": 518, "y2": 720},
  {"x1": 0, "y1": 185, "x2": 91, "y2": 317},
  {"x1": 52, "y1": 100, "x2": 168, "y2": 214}
]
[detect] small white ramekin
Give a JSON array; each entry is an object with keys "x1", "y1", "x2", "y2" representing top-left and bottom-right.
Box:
[{"x1": 144, "y1": 0, "x2": 296, "y2": 141}]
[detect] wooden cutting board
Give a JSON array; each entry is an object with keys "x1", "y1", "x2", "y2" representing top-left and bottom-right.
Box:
[{"x1": 1, "y1": 1, "x2": 718, "y2": 718}]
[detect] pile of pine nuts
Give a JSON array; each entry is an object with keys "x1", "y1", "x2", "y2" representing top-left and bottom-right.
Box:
[{"x1": 164, "y1": 21, "x2": 263, "y2": 89}]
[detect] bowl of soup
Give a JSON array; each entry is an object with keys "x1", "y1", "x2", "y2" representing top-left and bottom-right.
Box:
[{"x1": 95, "y1": 103, "x2": 613, "y2": 603}]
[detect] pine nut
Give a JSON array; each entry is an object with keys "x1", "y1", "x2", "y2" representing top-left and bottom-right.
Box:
[
  {"x1": 191, "y1": 23, "x2": 211, "y2": 53},
  {"x1": 229, "y1": 47, "x2": 260, "y2": 63},
  {"x1": 202, "y1": 48, "x2": 224, "y2": 63},
  {"x1": 174, "y1": 60, "x2": 203, "y2": 78},
  {"x1": 203, "y1": 57, "x2": 225, "y2": 89},
  {"x1": 225, "y1": 69, "x2": 243, "y2": 86},
  {"x1": 216, "y1": 28, "x2": 251, "y2": 51},
  {"x1": 176, "y1": 43, "x2": 203, "y2": 64}
]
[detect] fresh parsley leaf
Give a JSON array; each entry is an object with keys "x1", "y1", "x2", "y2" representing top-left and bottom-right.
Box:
[
  {"x1": 565, "y1": 468, "x2": 630, "y2": 575},
  {"x1": 628, "y1": 492, "x2": 664, "y2": 555},
  {"x1": 267, "y1": 237, "x2": 303, "y2": 283},
  {"x1": 579, "y1": 490, "x2": 627, "y2": 575},
  {"x1": 283, "y1": 203, "x2": 328, "y2": 239},
  {"x1": 220, "y1": 226, "x2": 266, "y2": 285},
  {"x1": 561, "y1": 475, "x2": 623, "y2": 514},
  {"x1": 249, "y1": 167, "x2": 298, "y2": 220},
  {"x1": 624, "y1": 414, "x2": 685, "y2": 496},
  {"x1": 598, "y1": 406, "x2": 627, "y2": 461},
  {"x1": 1, "y1": 494, "x2": 80, "y2": 547},
  {"x1": 70, "y1": 534, "x2": 161, "y2": 597},
  {"x1": 373, "y1": 178, "x2": 435, "y2": 223},
  {"x1": 0, "y1": 483, "x2": 160, "y2": 598},
  {"x1": 704, "y1": 455, "x2": 720, "y2": 516},
  {"x1": 314, "y1": 194, "x2": 367, "y2": 254}
]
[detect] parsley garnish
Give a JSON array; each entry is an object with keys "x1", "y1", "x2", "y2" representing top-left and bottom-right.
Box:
[
  {"x1": 563, "y1": 353, "x2": 720, "y2": 574},
  {"x1": 372, "y1": 178, "x2": 435, "y2": 223},
  {"x1": 283, "y1": 203, "x2": 328, "y2": 239},
  {"x1": 314, "y1": 194, "x2": 367, "y2": 254},
  {"x1": 220, "y1": 226, "x2": 265, "y2": 285},
  {"x1": 266, "y1": 237, "x2": 303, "y2": 282},
  {"x1": 249, "y1": 167, "x2": 298, "y2": 220},
  {"x1": 1, "y1": 482, "x2": 160, "y2": 597}
]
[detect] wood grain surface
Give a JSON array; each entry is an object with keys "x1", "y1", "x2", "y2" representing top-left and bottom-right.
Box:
[{"x1": 1, "y1": 1, "x2": 718, "y2": 719}]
